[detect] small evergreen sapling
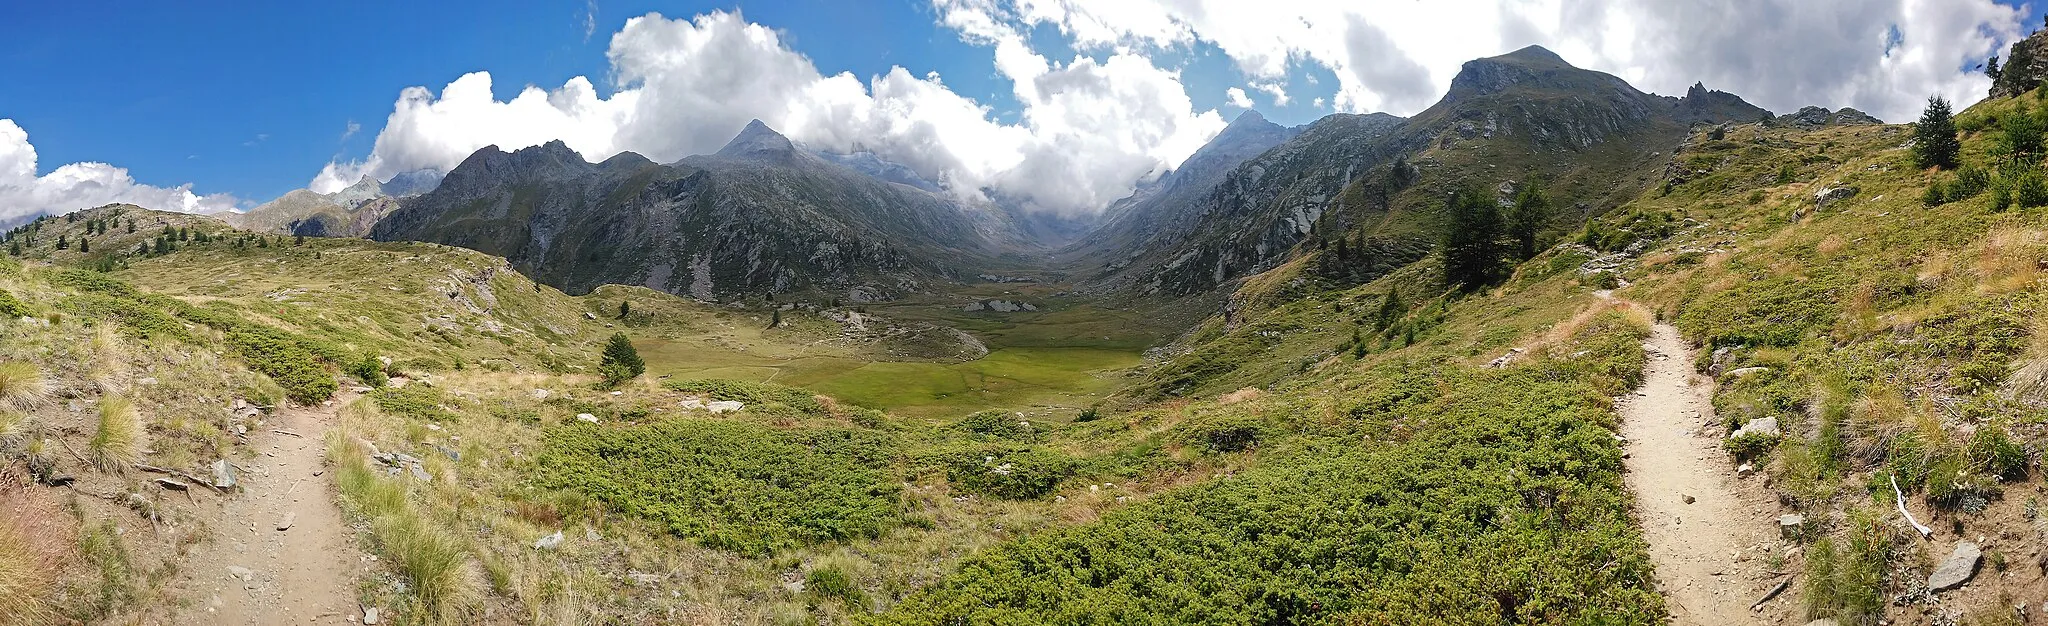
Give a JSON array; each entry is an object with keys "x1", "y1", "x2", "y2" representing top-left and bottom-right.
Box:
[{"x1": 598, "y1": 332, "x2": 644, "y2": 387}]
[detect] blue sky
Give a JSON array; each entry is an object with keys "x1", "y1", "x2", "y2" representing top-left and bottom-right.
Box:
[{"x1": 0, "y1": 1, "x2": 2034, "y2": 219}]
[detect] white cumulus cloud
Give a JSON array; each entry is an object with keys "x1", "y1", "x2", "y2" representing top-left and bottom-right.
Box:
[
  {"x1": 961, "y1": 0, "x2": 2022, "y2": 122},
  {"x1": 316, "y1": 10, "x2": 1225, "y2": 216},
  {"x1": 0, "y1": 119, "x2": 239, "y2": 223},
  {"x1": 1225, "y1": 87, "x2": 1254, "y2": 108}
]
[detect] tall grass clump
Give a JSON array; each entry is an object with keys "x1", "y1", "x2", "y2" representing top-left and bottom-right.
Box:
[
  {"x1": 0, "y1": 488, "x2": 64, "y2": 624},
  {"x1": 1803, "y1": 509, "x2": 1892, "y2": 623},
  {"x1": 0, "y1": 362, "x2": 50, "y2": 412},
  {"x1": 88, "y1": 396, "x2": 143, "y2": 472},
  {"x1": 330, "y1": 432, "x2": 479, "y2": 623}
]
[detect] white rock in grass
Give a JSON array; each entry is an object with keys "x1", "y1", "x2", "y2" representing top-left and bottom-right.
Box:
[
  {"x1": 534, "y1": 531, "x2": 564, "y2": 551},
  {"x1": 706, "y1": 401, "x2": 743, "y2": 413},
  {"x1": 576, "y1": 413, "x2": 599, "y2": 423}
]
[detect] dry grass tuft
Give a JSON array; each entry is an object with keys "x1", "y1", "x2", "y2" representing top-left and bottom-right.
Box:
[
  {"x1": 0, "y1": 362, "x2": 50, "y2": 412},
  {"x1": 0, "y1": 487, "x2": 67, "y2": 624},
  {"x1": 88, "y1": 395, "x2": 144, "y2": 473}
]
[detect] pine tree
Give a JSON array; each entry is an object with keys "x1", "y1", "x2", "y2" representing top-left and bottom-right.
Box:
[
  {"x1": 55, "y1": 234, "x2": 66, "y2": 250},
  {"x1": 125, "y1": 220, "x2": 134, "y2": 234},
  {"x1": 618, "y1": 301, "x2": 630, "y2": 319},
  {"x1": 1440, "y1": 188, "x2": 1505, "y2": 289},
  {"x1": 78, "y1": 238, "x2": 88, "y2": 253},
  {"x1": 1505, "y1": 183, "x2": 1553, "y2": 260},
  {"x1": 1913, "y1": 95, "x2": 1961, "y2": 170},
  {"x1": 769, "y1": 309, "x2": 782, "y2": 329},
  {"x1": 7, "y1": 241, "x2": 18, "y2": 257},
  {"x1": 598, "y1": 332, "x2": 645, "y2": 387},
  {"x1": 294, "y1": 234, "x2": 305, "y2": 246}
]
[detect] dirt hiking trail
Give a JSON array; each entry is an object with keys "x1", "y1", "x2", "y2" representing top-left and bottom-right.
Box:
[
  {"x1": 164, "y1": 396, "x2": 364, "y2": 625},
  {"x1": 1620, "y1": 323, "x2": 1789, "y2": 624}
]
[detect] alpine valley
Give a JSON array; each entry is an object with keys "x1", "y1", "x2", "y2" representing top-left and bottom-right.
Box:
[{"x1": 5, "y1": 31, "x2": 2045, "y2": 626}]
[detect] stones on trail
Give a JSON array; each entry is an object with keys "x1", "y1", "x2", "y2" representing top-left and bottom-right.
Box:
[
  {"x1": 1778, "y1": 514, "x2": 1806, "y2": 540},
  {"x1": 1927, "y1": 541, "x2": 1982, "y2": 592},
  {"x1": 1803, "y1": 618, "x2": 1839, "y2": 626},
  {"x1": 227, "y1": 565, "x2": 255, "y2": 581},
  {"x1": 40, "y1": 473, "x2": 73, "y2": 487},
  {"x1": 276, "y1": 512, "x2": 297, "y2": 531},
  {"x1": 362, "y1": 606, "x2": 381, "y2": 625},
  {"x1": 155, "y1": 478, "x2": 191, "y2": 491},
  {"x1": 534, "y1": 530, "x2": 564, "y2": 551},
  {"x1": 212, "y1": 459, "x2": 237, "y2": 490},
  {"x1": 1731, "y1": 416, "x2": 1780, "y2": 439},
  {"x1": 1681, "y1": 493, "x2": 1696, "y2": 504},
  {"x1": 1737, "y1": 462, "x2": 1755, "y2": 476}
]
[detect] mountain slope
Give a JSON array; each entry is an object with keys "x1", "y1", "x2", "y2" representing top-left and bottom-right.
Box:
[
  {"x1": 1074, "y1": 45, "x2": 1770, "y2": 298},
  {"x1": 370, "y1": 124, "x2": 1028, "y2": 302}
]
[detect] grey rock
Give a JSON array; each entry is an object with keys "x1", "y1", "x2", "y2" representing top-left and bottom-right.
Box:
[
  {"x1": 227, "y1": 565, "x2": 254, "y2": 580},
  {"x1": 407, "y1": 463, "x2": 433, "y2": 482},
  {"x1": 1732, "y1": 416, "x2": 1781, "y2": 439},
  {"x1": 363, "y1": 606, "x2": 380, "y2": 625},
  {"x1": 1778, "y1": 513, "x2": 1806, "y2": 539},
  {"x1": 1927, "y1": 541, "x2": 1981, "y2": 591},
  {"x1": 212, "y1": 459, "x2": 237, "y2": 490},
  {"x1": 1814, "y1": 185, "x2": 1859, "y2": 212},
  {"x1": 534, "y1": 530, "x2": 564, "y2": 550},
  {"x1": 276, "y1": 512, "x2": 297, "y2": 531},
  {"x1": 1723, "y1": 366, "x2": 1770, "y2": 378}
]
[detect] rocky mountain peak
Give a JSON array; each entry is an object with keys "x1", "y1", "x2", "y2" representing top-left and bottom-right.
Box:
[
  {"x1": 1444, "y1": 45, "x2": 1624, "y2": 104},
  {"x1": 1224, "y1": 110, "x2": 1271, "y2": 130},
  {"x1": 329, "y1": 175, "x2": 385, "y2": 205},
  {"x1": 1673, "y1": 81, "x2": 1772, "y2": 125},
  {"x1": 716, "y1": 119, "x2": 798, "y2": 161},
  {"x1": 1499, "y1": 44, "x2": 1567, "y2": 66}
]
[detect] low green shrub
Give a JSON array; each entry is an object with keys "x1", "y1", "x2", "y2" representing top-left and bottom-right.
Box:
[
  {"x1": 665, "y1": 378, "x2": 826, "y2": 414},
  {"x1": 806, "y1": 566, "x2": 868, "y2": 608},
  {"x1": 940, "y1": 446, "x2": 1077, "y2": 500},
  {"x1": 948, "y1": 410, "x2": 1046, "y2": 442},
  {"x1": 535, "y1": 420, "x2": 902, "y2": 556},
  {"x1": 371, "y1": 384, "x2": 455, "y2": 422}
]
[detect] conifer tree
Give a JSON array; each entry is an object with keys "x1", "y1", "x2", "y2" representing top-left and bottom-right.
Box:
[
  {"x1": 598, "y1": 332, "x2": 645, "y2": 387},
  {"x1": 1505, "y1": 183, "x2": 1553, "y2": 260},
  {"x1": 1913, "y1": 95, "x2": 1961, "y2": 170},
  {"x1": 1440, "y1": 188, "x2": 1505, "y2": 288}
]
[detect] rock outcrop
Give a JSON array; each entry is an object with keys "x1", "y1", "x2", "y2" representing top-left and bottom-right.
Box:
[{"x1": 1993, "y1": 28, "x2": 2048, "y2": 99}]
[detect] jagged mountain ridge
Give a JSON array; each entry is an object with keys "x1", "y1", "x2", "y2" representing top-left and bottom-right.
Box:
[
  {"x1": 369, "y1": 124, "x2": 1031, "y2": 302},
  {"x1": 229, "y1": 170, "x2": 441, "y2": 237},
  {"x1": 358, "y1": 45, "x2": 1783, "y2": 303},
  {"x1": 1064, "y1": 45, "x2": 1776, "y2": 296}
]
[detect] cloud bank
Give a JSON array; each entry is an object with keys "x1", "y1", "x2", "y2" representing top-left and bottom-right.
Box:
[
  {"x1": 314, "y1": 10, "x2": 1225, "y2": 217},
  {"x1": 0, "y1": 120, "x2": 239, "y2": 224},
  {"x1": 954, "y1": 0, "x2": 2020, "y2": 122},
  {"x1": 320, "y1": 2, "x2": 2024, "y2": 215}
]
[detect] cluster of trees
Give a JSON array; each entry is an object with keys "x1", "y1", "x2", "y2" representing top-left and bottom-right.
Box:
[
  {"x1": 1917, "y1": 93, "x2": 2048, "y2": 210},
  {"x1": 1441, "y1": 183, "x2": 1554, "y2": 288}
]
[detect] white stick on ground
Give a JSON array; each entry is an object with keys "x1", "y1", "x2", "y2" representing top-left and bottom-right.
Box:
[{"x1": 1891, "y1": 474, "x2": 1933, "y2": 538}]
